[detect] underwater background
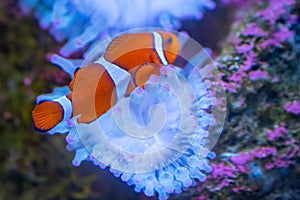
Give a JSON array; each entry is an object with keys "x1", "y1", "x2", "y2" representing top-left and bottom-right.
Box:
[{"x1": 1, "y1": 0, "x2": 300, "y2": 199}]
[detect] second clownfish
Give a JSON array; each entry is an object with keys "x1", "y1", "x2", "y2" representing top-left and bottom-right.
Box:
[{"x1": 32, "y1": 31, "x2": 181, "y2": 133}]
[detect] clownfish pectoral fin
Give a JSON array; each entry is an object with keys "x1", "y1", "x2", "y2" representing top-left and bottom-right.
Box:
[
  {"x1": 125, "y1": 81, "x2": 136, "y2": 96},
  {"x1": 32, "y1": 101, "x2": 64, "y2": 132},
  {"x1": 130, "y1": 63, "x2": 162, "y2": 88}
]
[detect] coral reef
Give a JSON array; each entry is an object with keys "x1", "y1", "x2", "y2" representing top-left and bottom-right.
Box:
[{"x1": 192, "y1": 0, "x2": 300, "y2": 199}]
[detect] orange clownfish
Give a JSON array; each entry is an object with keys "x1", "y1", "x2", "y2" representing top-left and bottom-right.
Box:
[
  {"x1": 104, "y1": 30, "x2": 181, "y2": 71},
  {"x1": 32, "y1": 63, "x2": 118, "y2": 132},
  {"x1": 32, "y1": 31, "x2": 181, "y2": 132},
  {"x1": 32, "y1": 62, "x2": 164, "y2": 132},
  {"x1": 103, "y1": 30, "x2": 181, "y2": 94}
]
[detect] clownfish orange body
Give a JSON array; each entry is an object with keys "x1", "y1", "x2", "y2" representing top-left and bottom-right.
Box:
[
  {"x1": 32, "y1": 63, "x2": 117, "y2": 132},
  {"x1": 104, "y1": 31, "x2": 181, "y2": 71},
  {"x1": 69, "y1": 63, "x2": 117, "y2": 123},
  {"x1": 104, "y1": 31, "x2": 181, "y2": 94},
  {"x1": 32, "y1": 31, "x2": 181, "y2": 132}
]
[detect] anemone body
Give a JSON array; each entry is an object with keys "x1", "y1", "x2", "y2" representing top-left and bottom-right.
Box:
[{"x1": 33, "y1": 29, "x2": 226, "y2": 199}]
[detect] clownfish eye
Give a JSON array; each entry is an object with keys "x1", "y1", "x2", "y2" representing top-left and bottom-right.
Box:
[{"x1": 166, "y1": 37, "x2": 173, "y2": 45}]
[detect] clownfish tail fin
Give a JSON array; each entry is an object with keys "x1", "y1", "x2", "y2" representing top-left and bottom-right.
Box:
[{"x1": 32, "y1": 101, "x2": 64, "y2": 132}]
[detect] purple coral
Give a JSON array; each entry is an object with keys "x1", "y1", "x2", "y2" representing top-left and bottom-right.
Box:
[
  {"x1": 235, "y1": 43, "x2": 254, "y2": 54},
  {"x1": 211, "y1": 163, "x2": 237, "y2": 179},
  {"x1": 284, "y1": 100, "x2": 300, "y2": 115},
  {"x1": 231, "y1": 152, "x2": 253, "y2": 166},
  {"x1": 252, "y1": 147, "x2": 277, "y2": 158},
  {"x1": 256, "y1": 0, "x2": 296, "y2": 25},
  {"x1": 242, "y1": 23, "x2": 268, "y2": 37},
  {"x1": 267, "y1": 122, "x2": 288, "y2": 141},
  {"x1": 219, "y1": 0, "x2": 297, "y2": 94},
  {"x1": 249, "y1": 69, "x2": 268, "y2": 81}
]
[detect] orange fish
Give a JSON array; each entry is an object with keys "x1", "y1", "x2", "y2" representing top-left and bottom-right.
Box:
[
  {"x1": 32, "y1": 31, "x2": 181, "y2": 132},
  {"x1": 104, "y1": 30, "x2": 181, "y2": 71},
  {"x1": 125, "y1": 63, "x2": 162, "y2": 94},
  {"x1": 32, "y1": 62, "x2": 164, "y2": 132},
  {"x1": 102, "y1": 30, "x2": 181, "y2": 94},
  {"x1": 32, "y1": 63, "x2": 118, "y2": 132}
]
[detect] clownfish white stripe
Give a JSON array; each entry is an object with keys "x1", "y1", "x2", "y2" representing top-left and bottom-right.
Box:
[
  {"x1": 152, "y1": 32, "x2": 168, "y2": 66},
  {"x1": 52, "y1": 96, "x2": 72, "y2": 121},
  {"x1": 95, "y1": 56, "x2": 131, "y2": 99}
]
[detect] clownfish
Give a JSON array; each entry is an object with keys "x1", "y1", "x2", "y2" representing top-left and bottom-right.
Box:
[
  {"x1": 32, "y1": 31, "x2": 181, "y2": 132},
  {"x1": 32, "y1": 62, "x2": 164, "y2": 132},
  {"x1": 104, "y1": 30, "x2": 181, "y2": 71},
  {"x1": 32, "y1": 63, "x2": 117, "y2": 132},
  {"x1": 125, "y1": 63, "x2": 162, "y2": 94},
  {"x1": 104, "y1": 30, "x2": 181, "y2": 94}
]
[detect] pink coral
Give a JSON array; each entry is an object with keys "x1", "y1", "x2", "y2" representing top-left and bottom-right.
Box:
[
  {"x1": 232, "y1": 186, "x2": 246, "y2": 193},
  {"x1": 236, "y1": 43, "x2": 254, "y2": 54},
  {"x1": 249, "y1": 69, "x2": 268, "y2": 81},
  {"x1": 267, "y1": 122, "x2": 288, "y2": 141},
  {"x1": 253, "y1": 147, "x2": 277, "y2": 158},
  {"x1": 231, "y1": 152, "x2": 254, "y2": 165},
  {"x1": 196, "y1": 195, "x2": 210, "y2": 200},
  {"x1": 223, "y1": 82, "x2": 237, "y2": 93},
  {"x1": 273, "y1": 26, "x2": 294, "y2": 42},
  {"x1": 229, "y1": 70, "x2": 247, "y2": 82},
  {"x1": 210, "y1": 179, "x2": 231, "y2": 191},
  {"x1": 258, "y1": 38, "x2": 282, "y2": 49},
  {"x1": 288, "y1": 14, "x2": 298, "y2": 24},
  {"x1": 273, "y1": 155, "x2": 295, "y2": 168},
  {"x1": 256, "y1": 0, "x2": 296, "y2": 25},
  {"x1": 265, "y1": 146, "x2": 299, "y2": 170},
  {"x1": 242, "y1": 23, "x2": 268, "y2": 37},
  {"x1": 218, "y1": 179, "x2": 230, "y2": 189},
  {"x1": 284, "y1": 100, "x2": 300, "y2": 115},
  {"x1": 259, "y1": 25, "x2": 294, "y2": 50},
  {"x1": 229, "y1": 146, "x2": 281, "y2": 172},
  {"x1": 211, "y1": 163, "x2": 237, "y2": 179},
  {"x1": 240, "y1": 52, "x2": 256, "y2": 71}
]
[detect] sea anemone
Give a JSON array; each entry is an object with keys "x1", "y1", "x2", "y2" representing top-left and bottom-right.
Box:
[
  {"x1": 34, "y1": 29, "x2": 226, "y2": 199},
  {"x1": 19, "y1": 0, "x2": 216, "y2": 56}
]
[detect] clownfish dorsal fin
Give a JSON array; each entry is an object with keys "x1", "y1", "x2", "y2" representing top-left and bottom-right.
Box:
[
  {"x1": 104, "y1": 32, "x2": 155, "y2": 71},
  {"x1": 104, "y1": 34, "x2": 135, "y2": 64},
  {"x1": 32, "y1": 101, "x2": 64, "y2": 132},
  {"x1": 105, "y1": 34, "x2": 130, "y2": 55},
  {"x1": 69, "y1": 68, "x2": 80, "y2": 92}
]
